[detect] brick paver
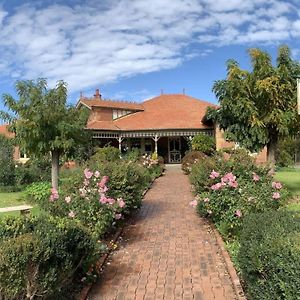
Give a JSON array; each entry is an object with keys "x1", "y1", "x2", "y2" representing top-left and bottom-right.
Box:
[{"x1": 88, "y1": 165, "x2": 237, "y2": 300}]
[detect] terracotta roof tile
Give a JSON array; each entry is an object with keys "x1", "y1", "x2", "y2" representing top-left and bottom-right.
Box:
[
  {"x1": 87, "y1": 121, "x2": 120, "y2": 131},
  {"x1": 0, "y1": 124, "x2": 14, "y2": 138},
  {"x1": 85, "y1": 94, "x2": 216, "y2": 131},
  {"x1": 80, "y1": 98, "x2": 144, "y2": 111}
]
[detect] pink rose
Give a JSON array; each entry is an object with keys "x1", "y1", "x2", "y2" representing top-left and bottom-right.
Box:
[
  {"x1": 115, "y1": 213, "x2": 122, "y2": 220},
  {"x1": 100, "y1": 195, "x2": 108, "y2": 204},
  {"x1": 189, "y1": 200, "x2": 197, "y2": 207},
  {"x1": 68, "y1": 211, "x2": 76, "y2": 218},
  {"x1": 107, "y1": 198, "x2": 115, "y2": 205},
  {"x1": 222, "y1": 172, "x2": 236, "y2": 183},
  {"x1": 272, "y1": 182, "x2": 282, "y2": 190},
  {"x1": 118, "y1": 198, "x2": 125, "y2": 208},
  {"x1": 65, "y1": 196, "x2": 71, "y2": 203},
  {"x1": 210, "y1": 170, "x2": 220, "y2": 179},
  {"x1": 252, "y1": 173, "x2": 260, "y2": 182},
  {"x1": 235, "y1": 210, "x2": 242, "y2": 218},
  {"x1": 203, "y1": 198, "x2": 209, "y2": 202},
  {"x1": 211, "y1": 182, "x2": 223, "y2": 190},
  {"x1": 98, "y1": 176, "x2": 109, "y2": 188},
  {"x1": 84, "y1": 168, "x2": 93, "y2": 179},
  {"x1": 272, "y1": 192, "x2": 280, "y2": 199}
]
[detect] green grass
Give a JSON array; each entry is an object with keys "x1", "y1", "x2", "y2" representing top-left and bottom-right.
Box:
[
  {"x1": 275, "y1": 168, "x2": 300, "y2": 212},
  {"x1": 0, "y1": 191, "x2": 43, "y2": 217},
  {"x1": 275, "y1": 168, "x2": 300, "y2": 196},
  {"x1": 0, "y1": 192, "x2": 25, "y2": 208}
]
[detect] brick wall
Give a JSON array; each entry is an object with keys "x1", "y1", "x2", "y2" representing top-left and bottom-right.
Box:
[{"x1": 215, "y1": 126, "x2": 267, "y2": 164}]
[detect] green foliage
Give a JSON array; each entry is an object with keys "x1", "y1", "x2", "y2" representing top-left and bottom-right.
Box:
[
  {"x1": 238, "y1": 211, "x2": 300, "y2": 300},
  {"x1": 0, "y1": 135, "x2": 15, "y2": 186},
  {"x1": 123, "y1": 148, "x2": 140, "y2": 162},
  {"x1": 276, "y1": 136, "x2": 299, "y2": 167},
  {"x1": 1, "y1": 79, "x2": 90, "y2": 188},
  {"x1": 210, "y1": 45, "x2": 300, "y2": 162},
  {"x1": 191, "y1": 134, "x2": 216, "y2": 155},
  {"x1": 191, "y1": 149, "x2": 289, "y2": 237},
  {"x1": 24, "y1": 181, "x2": 52, "y2": 206},
  {"x1": 90, "y1": 146, "x2": 121, "y2": 163},
  {"x1": 0, "y1": 216, "x2": 100, "y2": 299},
  {"x1": 181, "y1": 151, "x2": 207, "y2": 174}
]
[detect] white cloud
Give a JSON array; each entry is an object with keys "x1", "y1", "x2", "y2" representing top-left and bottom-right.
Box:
[{"x1": 0, "y1": 0, "x2": 299, "y2": 95}]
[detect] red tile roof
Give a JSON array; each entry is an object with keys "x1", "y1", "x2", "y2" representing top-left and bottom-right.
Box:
[
  {"x1": 86, "y1": 94, "x2": 216, "y2": 131},
  {"x1": 79, "y1": 98, "x2": 144, "y2": 111},
  {"x1": 0, "y1": 124, "x2": 14, "y2": 138}
]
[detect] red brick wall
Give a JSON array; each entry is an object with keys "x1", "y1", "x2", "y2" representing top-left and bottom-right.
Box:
[
  {"x1": 215, "y1": 126, "x2": 267, "y2": 164},
  {"x1": 88, "y1": 107, "x2": 113, "y2": 122}
]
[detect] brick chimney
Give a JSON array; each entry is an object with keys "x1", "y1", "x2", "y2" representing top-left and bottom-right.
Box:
[{"x1": 94, "y1": 89, "x2": 101, "y2": 99}]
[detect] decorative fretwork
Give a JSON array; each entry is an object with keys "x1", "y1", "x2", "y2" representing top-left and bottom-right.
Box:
[{"x1": 92, "y1": 129, "x2": 214, "y2": 139}]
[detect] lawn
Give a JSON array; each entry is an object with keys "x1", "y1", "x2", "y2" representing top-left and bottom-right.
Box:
[
  {"x1": 275, "y1": 168, "x2": 300, "y2": 211},
  {"x1": 0, "y1": 191, "x2": 42, "y2": 217}
]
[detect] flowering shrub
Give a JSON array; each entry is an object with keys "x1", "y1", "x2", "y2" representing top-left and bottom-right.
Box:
[
  {"x1": 47, "y1": 168, "x2": 127, "y2": 237},
  {"x1": 190, "y1": 150, "x2": 289, "y2": 237},
  {"x1": 181, "y1": 151, "x2": 207, "y2": 174}
]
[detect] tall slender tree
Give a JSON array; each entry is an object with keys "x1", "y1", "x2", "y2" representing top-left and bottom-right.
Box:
[
  {"x1": 209, "y1": 45, "x2": 300, "y2": 163},
  {"x1": 0, "y1": 79, "x2": 89, "y2": 189}
]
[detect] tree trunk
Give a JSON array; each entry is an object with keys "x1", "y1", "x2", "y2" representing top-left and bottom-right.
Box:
[
  {"x1": 267, "y1": 135, "x2": 278, "y2": 165},
  {"x1": 51, "y1": 150, "x2": 60, "y2": 190}
]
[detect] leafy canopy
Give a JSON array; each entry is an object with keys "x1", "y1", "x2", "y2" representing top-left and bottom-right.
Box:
[
  {"x1": 209, "y1": 45, "x2": 300, "y2": 153},
  {"x1": 1, "y1": 79, "x2": 89, "y2": 157}
]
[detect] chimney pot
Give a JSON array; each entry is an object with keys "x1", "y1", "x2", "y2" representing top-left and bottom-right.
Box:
[{"x1": 94, "y1": 89, "x2": 101, "y2": 99}]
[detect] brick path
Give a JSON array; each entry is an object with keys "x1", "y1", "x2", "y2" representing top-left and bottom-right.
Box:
[{"x1": 88, "y1": 165, "x2": 237, "y2": 300}]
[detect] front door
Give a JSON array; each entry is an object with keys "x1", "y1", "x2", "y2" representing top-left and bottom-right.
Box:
[{"x1": 168, "y1": 137, "x2": 181, "y2": 163}]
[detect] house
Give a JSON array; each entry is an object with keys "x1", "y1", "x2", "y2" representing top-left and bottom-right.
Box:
[
  {"x1": 0, "y1": 124, "x2": 29, "y2": 163},
  {"x1": 78, "y1": 89, "x2": 247, "y2": 163}
]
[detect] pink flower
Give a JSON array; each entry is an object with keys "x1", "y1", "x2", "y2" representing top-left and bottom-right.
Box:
[
  {"x1": 210, "y1": 170, "x2": 220, "y2": 179},
  {"x1": 94, "y1": 171, "x2": 100, "y2": 178},
  {"x1": 235, "y1": 210, "x2": 242, "y2": 218},
  {"x1": 64, "y1": 196, "x2": 71, "y2": 203},
  {"x1": 117, "y1": 198, "x2": 125, "y2": 208},
  {"x1": 272, "y1": 192, "x2": 281, "y2": 199},
  {"x1": 228, "y1": 180, "x2": 238, "y2": 188},
  {"x1": 98, "y1": 176, "x2": 109, "y2": 188},
  {"x1": 107, "y1": 198, "x2": 116, "y2": 205},
  {"x1": 221, "y1": 172, "x2": 236, "y2": 183},
  {"x1": 272, "y1": 182, "x2": 282, "y2": 190},
  {"x1": 50, "y1": 187, "x2": 59, "y2": 202},
  {"x1": 189, "y1": 200, "x2": 197, "y2": 207},
  {"x1": 211, "y1": 182, "x2": 223, "y2": 190},
  {"x1": 100, "y1": 195, "x2": 108, "y2": 204},
  {"x1": 252, "y1": 173, "x2": 260, "y2": 182},
  {"x1": 68, "y1": 211, "x2": 76, "y2": 218},
  {"x1": 203, "y1": 198, "x2": 209, "y2": 202},
  {"x1": 115, "y1": 213, "x2": 122, "y2": 220},
  {"x1": 84, "y1": 168, "x2": 93, "y2": 179}
]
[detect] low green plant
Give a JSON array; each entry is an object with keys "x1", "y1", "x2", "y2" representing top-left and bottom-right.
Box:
[
  {"x1": 0, "y1": 215, "x2": 100, "y2": 299},
  {"x1": 90, "y1": 146, "x2": 120, "y2": 163},
  {"x1": 181, "y1": 151, "x2": 206, "y2": 174},
  {"x1": 24, "y1": 181, "x2": 52, "y2": 206},
  {"x1": 238, "y1": 211, "x2": 300, "y2": 300},
  {"x1": 191, "y1": 149, "x2": 289, "y2": 237},
  {"x1": 191, "y1": 133, "x2": 216, "y2": 155}
]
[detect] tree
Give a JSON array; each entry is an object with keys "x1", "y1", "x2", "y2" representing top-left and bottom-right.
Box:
[
  {"x1": 0, "y1": 135, "x2": 15, "y2": 186},
  {"x1": 0, "y1": 79, "x2": 89, "y2": 189},
  {"x1": 209, "y1": 45, "x2": 300, "y2": 163}
]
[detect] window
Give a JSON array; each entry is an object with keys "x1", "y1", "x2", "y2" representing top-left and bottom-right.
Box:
[{"x1": 112, "y1": 109, "x2": 132, "y2": 120}]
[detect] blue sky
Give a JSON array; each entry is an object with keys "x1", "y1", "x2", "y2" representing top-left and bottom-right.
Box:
[{"x1": 0, "y1": 0, "x2": 299, "y2": 115}]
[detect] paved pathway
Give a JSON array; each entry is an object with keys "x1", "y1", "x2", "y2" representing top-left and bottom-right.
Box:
[{"x1": 88, "y1": 165, "x2": 237, "y2": 300}]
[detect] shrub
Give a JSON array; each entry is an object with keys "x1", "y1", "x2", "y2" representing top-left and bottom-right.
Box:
[
  {"x1": 190, "y1": 149, "x2": 289, "y2": 237},
  {"x1": 24, "y1": 181, "x2": 52, "y2": 207},
  {"x1": 0, "y1": 216, "x2": 100, "y2": 299},
  {"x1": 191, "y1": 133, "x2": 216, "y2": 155},
  {"x1": 0, "y1": 135, "x2": 15, "y2": 186},
  {"x1": 238, "y1": 211, "x2": 300, "y2": 300},
  {"x1": 90, "y1": 146, "x2": 120, "y2": 163},
  {"x1": 181, "y1": 151, "x2": 207, "y2": 174}
]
